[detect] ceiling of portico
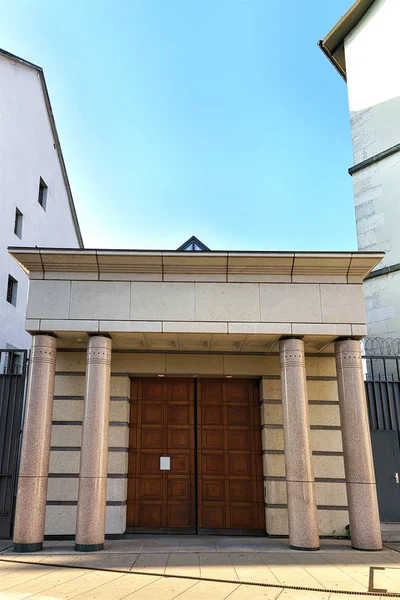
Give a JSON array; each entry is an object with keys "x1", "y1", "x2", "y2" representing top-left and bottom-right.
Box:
[{"x1": 54, "y1": 331, "x2": 341, "y2": 353}]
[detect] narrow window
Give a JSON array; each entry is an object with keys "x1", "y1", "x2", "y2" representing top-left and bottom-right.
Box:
[
  {"x1": 3, "y1": 349, "x2": 23, "y2": 375},
  {"x1": 6, "y1": 275, "x2": 18, "y2": 307},
  {"x1": 14, "y1": 208, "x2": 23, "y2": 238},
  {"x1": 38, "y1": 178, "x2": 48, "y2": 210}
]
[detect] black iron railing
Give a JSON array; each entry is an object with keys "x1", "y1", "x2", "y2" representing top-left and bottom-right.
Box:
[{"x1": 0, "y1": 349, "x2": 28, "y2": 538}]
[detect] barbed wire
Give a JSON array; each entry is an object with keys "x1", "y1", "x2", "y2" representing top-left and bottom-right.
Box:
[{"x1": 362, "y1": 337, "x2": 400, "y2": 356}]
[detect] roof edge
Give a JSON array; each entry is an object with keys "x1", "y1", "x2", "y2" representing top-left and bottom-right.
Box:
[
  {"x1": 0, "y1": 48, "x2": 84, "y2": 248},
  {"x1": 318, "y1": 0, "x2": 376, "y2": 79},
  {"x1": 8, "y1": 247, "x2": 384, "y2": 282},
  {"x1": 317, "y1": 40, "x2": 347, "y2": 82},
  {"x1": 7, "y1": 246, "x2": 385, "y2": 256}
]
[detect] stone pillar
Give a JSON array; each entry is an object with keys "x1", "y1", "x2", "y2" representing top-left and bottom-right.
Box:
[
  {"x1": 280, "y1": 338, "x2": 320, "y2": 551},
  {"x1": 335, "y1": 339, "x2": 382, "y2": 551},
  {"x1": 75, "y1": 335, "x2": 112, "y2": 552},
  {"x1": 13, "y1": 335, "x2": 57, "y2": 552}
]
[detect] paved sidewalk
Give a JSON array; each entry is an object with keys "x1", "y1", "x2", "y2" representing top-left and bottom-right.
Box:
[{"x1": 0, "y1": 536, "x2": 400, "y2": 598}]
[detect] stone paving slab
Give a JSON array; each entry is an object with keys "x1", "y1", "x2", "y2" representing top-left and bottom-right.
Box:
[
  {"x1": 0, "y1": 536, "x2": 353, "y2": 555},
  {"x1": 0, "y1": 560, "x2": 390, "y2": 600},
  {"x1": 384, "y1": 542, "x2": 400, "y2": 553},
  {"x1": 2, "y1": 537, "x2": 400, "y2": 597},
  {"x1": 2, "y1": 553, "x2": 400, "y2": 595}
]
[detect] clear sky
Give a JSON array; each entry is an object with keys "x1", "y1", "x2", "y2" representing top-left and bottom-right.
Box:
[{"x1": 1, "y1": 0, "x2": 355, "y2": 251}]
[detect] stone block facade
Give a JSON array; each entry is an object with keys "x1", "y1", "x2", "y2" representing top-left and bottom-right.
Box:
[{"x1": 9, "y1": 248, "x2": 383, "y2": 552}]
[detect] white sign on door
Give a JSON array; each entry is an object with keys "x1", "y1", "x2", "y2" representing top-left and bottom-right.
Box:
[{"x1": 160, "y1": 456, "x2": 171, "y2": 470}]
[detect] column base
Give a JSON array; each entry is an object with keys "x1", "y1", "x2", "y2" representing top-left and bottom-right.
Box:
[
  {"x1": 290, "y1": 545, "x2": 320, "y2": 551},
  {"x1": 75, "y1": 543, "x2": 104, "y2": 552},
  {"x1": 346, "y1": 483, "x2": 382, "y2": 551},
  {"x1": 13, "y1": 542, "x2": 43, "y2": 553},
  {"x1": 352, "y1": 545, "x2": 382, "y2": 552}
]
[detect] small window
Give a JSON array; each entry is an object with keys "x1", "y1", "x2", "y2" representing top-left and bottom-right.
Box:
[
  {"x1": 2, "y1": 349, "x2": 24, "y2": 375},
  {"x1": 38, "y1": 178, "x2": 48, "y2": 210},
  {"x1": 6, "y1": 275, "x2": 18, "y2": 307},
  {"x1": 14, "y1": 208, "x2": 23, "y2": 238},
  {"x1": 184, "y1": 243, "x2": 202, "y2": 251}
]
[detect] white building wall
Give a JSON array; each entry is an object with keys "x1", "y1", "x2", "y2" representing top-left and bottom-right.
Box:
[
  {"x1": 0, "y1": 54, "x2": 81, "y2": 349},
  {"x1": 344, "y1": 0, "x2": 400, "y2": 338}
]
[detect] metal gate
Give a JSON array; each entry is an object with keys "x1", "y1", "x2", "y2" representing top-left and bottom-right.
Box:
[
  {"x1": 364, "y1": 355, "x2": 400, "y2": 445},
  {"x1": 0, "y1": 349, "x2": 28, "y2": 538},
  {"x1": 364, "y1": 354, "x2": 400, "y2": 521}
]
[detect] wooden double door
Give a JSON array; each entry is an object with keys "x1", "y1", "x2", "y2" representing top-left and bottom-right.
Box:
[{"x1": 127, "y1": 377, "x2": 265, "y2": 534}]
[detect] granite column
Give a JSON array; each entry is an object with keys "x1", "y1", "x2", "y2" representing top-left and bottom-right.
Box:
[
  {"x1": 335, "y1": 339, "x2": 382, "y2": 551},
  {"x1": 75, "y1": 335, "x2": 112, "y2": 551},
  {"x1": 13, "y1": 335, "x2": 57, "y2": 552},
  {"x1": 280, "y1": 338, "x2": 319, "y2": 550}
]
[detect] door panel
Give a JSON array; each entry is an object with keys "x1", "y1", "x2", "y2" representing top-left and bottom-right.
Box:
[
  {"x1": 128, "y1": 377, "x2": 265, "y2": 534},
  {"x1": 371, "y1": 430, "x2": 400, "y2": 522},
  {"x1": 197, "y1": 378, "x2": 265, "y2": 534},
  {"x1": 127, "y1": 378, "x2": 195, "y2": 532}
]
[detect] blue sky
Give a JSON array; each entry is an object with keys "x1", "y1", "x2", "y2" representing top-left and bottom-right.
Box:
[{"x1": 1, "y1": 0, "x2": 355, "y2": 251}]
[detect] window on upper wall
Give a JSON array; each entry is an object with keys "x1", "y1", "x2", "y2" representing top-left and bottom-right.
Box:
[
  {"x1": 6, "y1": 275, "x2": 18, "y2": 307},
  {"x1": 38, "y1": 177, "x2": 48, "y2": 210},
  {"x1": 14, "y1": 208, "x2": 23, "y2": 238}
]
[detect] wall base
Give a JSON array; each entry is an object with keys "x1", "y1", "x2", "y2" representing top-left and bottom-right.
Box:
[{"x1": 381, "y1": 522, "x2": 400, "y2": 542}]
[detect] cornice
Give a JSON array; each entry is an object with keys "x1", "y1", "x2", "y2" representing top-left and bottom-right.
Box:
[{"x1": 9, "y1": 248, "x2": 383, "y2": 283}]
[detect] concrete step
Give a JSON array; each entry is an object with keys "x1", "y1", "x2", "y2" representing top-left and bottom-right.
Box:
[{"x1": 381, "y1": 522, "x2": 400, "y2": 542}]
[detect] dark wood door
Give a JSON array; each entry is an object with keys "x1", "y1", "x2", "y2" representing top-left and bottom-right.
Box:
[
  {"x1": 371, "y1": 430, "x2": 400, "y2": 522},
  {"x1": 197, "y1": 379, "x2": 265, "y2": 534},
  {"x1": 127, "y1": 378, "x2": 195, "y2": 532}
]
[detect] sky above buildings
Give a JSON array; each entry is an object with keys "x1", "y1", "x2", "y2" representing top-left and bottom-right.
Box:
[{"x1": 1, "y1": 0, "x2": 355, "y2": 251}]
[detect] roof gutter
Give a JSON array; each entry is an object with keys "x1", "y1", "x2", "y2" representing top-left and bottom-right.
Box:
[
  {"x1": 317, "y1": 40, "x2": 347, "y2": 82},
  {"x1": 319, "y1": 0, "x2": 376, "y2": 80}
]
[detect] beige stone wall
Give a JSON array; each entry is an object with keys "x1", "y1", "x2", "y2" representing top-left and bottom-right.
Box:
[
  {"x1": 261, "y1": 355, "x2": 349, "y2": 537},
  {"x1": 46, "y1": 351, "x2": 349, "y2": 537},
  {"x1": 45, "y1": 353, "x2": 130, "y2": 535},
  {"x1": 25, "y1": 277, "x2": 367, "y2": 337}
]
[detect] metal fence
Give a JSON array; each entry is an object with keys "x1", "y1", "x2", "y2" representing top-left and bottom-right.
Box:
[
  {"x1": 0, "y1": 349, "x2": 28, "y2": 538},
  {"x1": 362, "y1": 337, "x2": 400, "y2": 357},
  {"x1": 364, "y1": 355, "x2": 400, "y2": 449},
  {"x1": 364, "y1": 355, "x2": 400, "y2": 382}
]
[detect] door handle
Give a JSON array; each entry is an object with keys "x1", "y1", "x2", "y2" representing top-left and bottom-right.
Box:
[{"x1": 395, "y1": 473, "x2": 399, "y2": 484}]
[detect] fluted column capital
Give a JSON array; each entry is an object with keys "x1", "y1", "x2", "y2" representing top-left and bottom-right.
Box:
[
  {"x1": 279, "y1": 338, "x2": 306, "y2": 369},
  {"x1": 335, "y1": 338, "x2": 362, "y2": 368},
  {"x1": 87, "y1": 335, "x2": 112, "y2": 360},
  {"x1": 31, "y1": 333, "x2": 57, "y2": 350}
]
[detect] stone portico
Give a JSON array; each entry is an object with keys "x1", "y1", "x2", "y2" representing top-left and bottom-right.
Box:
[{"x1": 9, "y1": 247, "x2": 384, "y2": 552}]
